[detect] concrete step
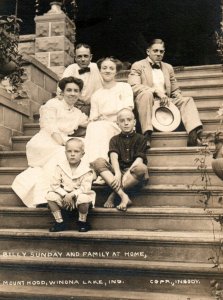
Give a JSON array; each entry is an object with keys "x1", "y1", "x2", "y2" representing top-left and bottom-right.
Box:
[
  {"x1": 1, "y1": 166, "x2": 222, "y2": 186},
  {"x1": 12, "y1": 136, "x2": 31, "y2": 151},
  {"x1": 116, "y1": 64, "x2": 223, "y2": 82},
  {"x1": 13, "y1": 132, "x2": 189, "y2": 150},
  {"x1": 176, "y1": 73, "x2": 223, "y2": 87},
  {"x1": 0, "y1": 256, "x2": 221, "y2": 296},
  {"x1": 0, "y1": 147, "x2": 214, "y2": 168},
  {"x1": 198, "y1": 106, "x2": 219, "y2": 119},
  {"x1": 0, "y1": 285, "x2": 214, "y2": 300},
  {"x1": 148, "y1": 166, "x2": 223, "y2": 185},
  {"x1": 194, "y1": 95, "x2": 223, "y2": 109},
  {"x1": 151, "y1": 131, "x2": 210, "y2": 148},
  {"x1": 0, "y1": 167, "x2": 25, "y2": 185},
  {"x1": 149, "y1": 147, "x2": 213, "y2": 167},
  {"x1": 0, "y1": 229, "x2": 222, "y2": 264},
  {"x1": 11, "y1": 130, "x2": 218, "y2": 149},
  {"x1": 23, "y1": 123, "x2": 40, "y2": 136},
  {"x1": 174, "y1": 64, "x2": 223, "y2": 77},
  {"x1": 0, "y1": 151, "x2": 27, "y2": 167},
  {"x1": 202, "y1": 118, "x2": 221, "y2": 131},
  {"x1": 2, "y1": 184, "x2": 223, "y2": 208},
  {"x1": 181, "y1": 83, "x2": 223, "y2": 98},
  {"x1": 0, "y1": 207, "x2": 222, "y2": 231},
  {"x1": 21, "y1": 117, "x2": 223, "y2": 137}
]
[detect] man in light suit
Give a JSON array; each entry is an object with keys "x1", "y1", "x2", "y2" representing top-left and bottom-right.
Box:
[
  {"x1": 62, "y1": 43, "x2": 103, "y2": 116},
  {"x1": 128, "y1": 39, "x2": 203, "y2": 148}
]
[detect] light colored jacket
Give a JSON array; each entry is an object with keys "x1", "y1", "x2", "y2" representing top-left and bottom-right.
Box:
[
  {"x1": 49, "y1": 159, "x2": 96, "y2": 206},
  {"x1": 128, "y1": 58, "x2": 181, "y2": 99}
]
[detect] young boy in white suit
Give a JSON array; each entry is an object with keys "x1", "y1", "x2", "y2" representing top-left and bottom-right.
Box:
[{"x1": 46, "y1": 138, "x2": 95, "y2": 232}]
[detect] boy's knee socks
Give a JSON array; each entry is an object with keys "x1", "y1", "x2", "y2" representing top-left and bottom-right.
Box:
[
  {"x1": 52, "y1": 210, "x2": 63, "y2": 223},
  {"x1": 78, "y1": 212, "x2": 87, "y2": 222}
]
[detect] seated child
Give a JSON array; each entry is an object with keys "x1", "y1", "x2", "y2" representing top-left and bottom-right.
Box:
[
  {"x1": 91, "y1": 108, "x2": 149, "y2": 211},
  {"x1": 46, "y1": 138, "x2": 95, "y2": 232}
]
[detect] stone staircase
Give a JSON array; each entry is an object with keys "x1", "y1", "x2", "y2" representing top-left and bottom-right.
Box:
[{"x1": 0, "y1": 64, "x2": 223, "y2": 299}]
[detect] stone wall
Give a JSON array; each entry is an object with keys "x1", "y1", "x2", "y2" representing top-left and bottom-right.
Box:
[
  {"x1": 0, "y1": 55, "x2": 58, "y2": 149},
  {"x1": 18, "y1": 34, "x2": 35, "y2": 57},
  {"x1": 22, "y1": 55, "x2": 59, "y2": 115},
  {"x1": 0, "y1": 88, "x2": 29, "y2": 150}
]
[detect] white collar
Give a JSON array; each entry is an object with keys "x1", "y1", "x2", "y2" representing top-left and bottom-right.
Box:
[
  {"x1": 62, "y1": 99, "x2": 75, "y2": 111},
  {"x1": 57, "y1": 159, "x2": 92, "y2": 179}
]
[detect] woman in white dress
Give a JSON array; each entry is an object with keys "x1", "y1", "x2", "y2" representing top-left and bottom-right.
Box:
[
  {"x1": 12, "y1": 77, "x2": 88, "y2": 207},
  {"x1": 84, "y1": 57, "x2": 134, "y2": 163}
]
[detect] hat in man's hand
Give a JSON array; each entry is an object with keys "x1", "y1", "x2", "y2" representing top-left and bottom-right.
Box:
[{"x1": 152, "y1": 101, "x2": 181, "y2": 132}]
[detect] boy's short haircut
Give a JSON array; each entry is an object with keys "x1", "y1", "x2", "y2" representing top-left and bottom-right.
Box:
[
  {"x1": 117, "y1": 108, "x2": 135, "y2": 121},
  {"x1": 65, "y1": 138, "x2": 85, "y2": 152}
]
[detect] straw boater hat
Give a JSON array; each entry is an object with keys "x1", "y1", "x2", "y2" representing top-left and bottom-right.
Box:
[{"x1": 152, "y1": 101, "x2": 181, "y2": 132}]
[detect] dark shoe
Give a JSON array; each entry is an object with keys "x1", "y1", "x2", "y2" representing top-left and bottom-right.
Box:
[
  {"x1": 49, "y1": 221, "x2": 66, "y2": 232},
  {"x1": 144, "y1": 131, "x2": 152, "y2": 149},
  {"x1": 77, "y1": 221, "x2": 91, "y2": 232},
  {"x1": 187, "y1": 128, "x2": 203, "y2": 147}
]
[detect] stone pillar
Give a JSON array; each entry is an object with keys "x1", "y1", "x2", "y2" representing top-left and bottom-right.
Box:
[{"x1": 34, "y1": 1, "x2": 75, "y2": 78}]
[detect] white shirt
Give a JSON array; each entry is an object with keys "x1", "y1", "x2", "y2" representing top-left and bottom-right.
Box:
[
  {"x1": 147, "y1": 57, "x2": 165, "y2": 94},
  {"x1": 62, "y1": 62, "x2": 103, "y2": 103}
]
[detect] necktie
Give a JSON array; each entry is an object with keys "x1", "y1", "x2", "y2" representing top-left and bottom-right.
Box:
[
  {"x1": 78, "y1": 67, "x2": 90, "y2": 75},
  {"x1": 151, "y1": 63, "x2": 161, "y2": 69}
]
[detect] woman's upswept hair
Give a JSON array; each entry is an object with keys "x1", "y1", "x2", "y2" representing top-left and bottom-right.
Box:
[
  {"x1": 58, "y1": 76, "x2": 84, "y2": 92},
  {"x1": 97, "y1": 57, "x2": 123, "y2": 72}
]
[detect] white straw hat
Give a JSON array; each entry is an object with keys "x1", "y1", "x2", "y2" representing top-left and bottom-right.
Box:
[{"x1": 152, "y1": 101, "x2": 181, "y2": 132}]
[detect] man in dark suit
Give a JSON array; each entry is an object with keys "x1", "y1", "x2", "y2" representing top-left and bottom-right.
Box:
[{"x1": 128, "y1": 39, "x2": 203, "y2": 148}]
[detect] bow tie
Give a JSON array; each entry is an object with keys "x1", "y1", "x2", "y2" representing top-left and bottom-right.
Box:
[
  {"x1": 78, "y1": 67, "x2": 90, "y2": 75},
  {"x1": 151, "y1": 63, "x2": 161, "y2": 69}
]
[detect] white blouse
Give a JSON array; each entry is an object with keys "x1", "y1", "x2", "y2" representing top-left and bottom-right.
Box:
[
  {"x1": 89, "y1": 82, "x2": 134, "y2": 122},
  {"x1": 39, "y1": 98, "x2": 88, "y2": 135}
]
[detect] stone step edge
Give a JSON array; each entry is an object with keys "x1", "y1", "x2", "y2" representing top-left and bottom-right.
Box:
[
  {"x1": 174, "y1": 64, "x2": 222, "y2": 71},
  {"x1": 0, "y1": 228, "x2": 222, "y2": 244},
  {"x1": 2, "y1": 183, "x2": 223, "y2": 193},
  {"x1": 0, "y1": 166, "x2": 219, "y2": 172},
  {"x1": 0, "y1": 285, "x2": 213, "y2": 300},
  {"x1": 23, "y1": 118, "x2": 223, "y2": 128},
  {"x1": 11, "y1": 130, "x2": 219, "y2": 141},
  {"x1": 117, "y1": 64, "x2": 222, "y2": 75},
  {"x1": 176, "y1": 72, "x2": 223, "y2": 80},
  {"x1": 194, "y1": 94, "x2": 223, "y2": 100},
  {"x1": 1, "y1": 206, "x2": 223, "y2": 216},
  {"x1": 0, "y1": 256, "x2": 222, "y2": 275},
  {"x1": 0, "y1": 146, "x2": 214, "y2": 156},
  {"x1": 181, "y1": 83, "x2": 223, "y2": 90}
]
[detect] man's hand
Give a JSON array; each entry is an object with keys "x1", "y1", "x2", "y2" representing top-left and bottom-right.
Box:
[
  {"x1": 159, "y1": 96, "x2": 170, "y2": 107},
  {"x1": 111, "y1": 172, "x2": 122, "y2": 191},
  {"x1": 154, "y1": 89, "x2": 170, "y2": 106},
  {"x1": 62, "y1": 193, "x2": 75, "y2": 211}
]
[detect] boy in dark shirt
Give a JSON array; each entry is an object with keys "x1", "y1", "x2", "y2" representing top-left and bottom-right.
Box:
[{"x1": 91, "y1": 108, "x2": 148, "y2": 211}]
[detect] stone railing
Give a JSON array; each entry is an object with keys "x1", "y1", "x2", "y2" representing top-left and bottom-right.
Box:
[
  {"x1": 0, "y1": 54, "x2": 59, "y2": 150},
  {"x1": 18, "y1": 34, "x2": 36, "y2": 57},
  {"x1": 0, "y1": 87, "x2": 29, "y2": 150},
  {"x1": 21, "y1": 54, "x2": 59, "y2": 115}
]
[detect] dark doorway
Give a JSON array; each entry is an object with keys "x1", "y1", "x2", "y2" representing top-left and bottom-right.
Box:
[
  {"x1": 75, "y1": 0, "x2": 221, "y2": 66},
  {"x1": 0, "y1": 0, "x2": 221, "y2": 66}
]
